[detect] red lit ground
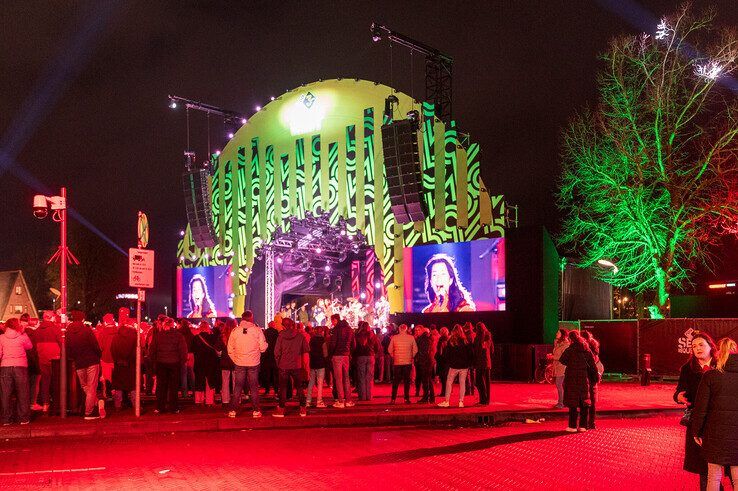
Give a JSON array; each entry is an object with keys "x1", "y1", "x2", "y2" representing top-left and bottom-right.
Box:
[{"x1": 1, "y1": 415, "x2": 726, "y2": 490}]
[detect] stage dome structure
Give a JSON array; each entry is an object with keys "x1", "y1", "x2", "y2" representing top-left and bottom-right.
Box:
[{"x1": 177, "y1": 79, "x2": 505, "y2": 319}]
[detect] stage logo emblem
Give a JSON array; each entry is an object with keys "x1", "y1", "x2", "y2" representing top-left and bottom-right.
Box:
[{"x1": 677, "y1": 327, "x2": 695, "y2": 354}]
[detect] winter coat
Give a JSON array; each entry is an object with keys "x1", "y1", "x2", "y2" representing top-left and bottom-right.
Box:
[
  {"x1": 261, "y1": 327, "x2": 279, "y2": 367},
  {"x1": 110, "y1": 326, "x2": 137, "y2": 391},
  {"x1": 192, "y1": 332, "x2": 222, "y2": 391},
  {"x1": 388, "y1": 332, "x2": 418, "y2": 366},
  {"x1": 473, "y1": 332, "x2": 493, "y2": 369},
  {"x1": 354, "y1": 329, "x2": 380, "y2": 357},
  {"x1": 34, "y1": 321, "x2": 61, "y2": 367},
  {"x1": 66, "y1": 322, "x2": 102, "y2": 369},
  {"x1": 217, "y1": 333, "x2": 235, "y2": 371},
  {"x1": 96, "y1": 324, "x2": 118, "y2": 363},
  {"x1": 0, "y1": 329, "x2": 32, "y2": 367},
  {"x1": 444, "y1": 340, "x2": 473, "y2": 370},
  {"x1": 552, "y1": 340, "x2": 569, "y2": 378},
  {"x1": 674, "y1": 360, "x2": 712, "y2": 474},
  {"x1": 309, "y1": 335, "x2": 327, "y2": 370},
  {"x1": 691, "y1": 354, "x2": 738, "y2": 466},
  {"x1": 328, "y1": 321, "x2": 355, "y2": 357},
  {"x1": 559, "y1": 343, "x2": 596, "y2": 408},
  {"x1": 227, "y1": 322, "x2": 267, "y2": 367},
  {"x1": 150, "y1": 329, "x2": 188, "y2": 366},
  {"x1": 274, "y1": 328, "x2": 309, "y2": 370},
  {"x1": 415, "y1": 333, "x2": 436, "y2": 369}
]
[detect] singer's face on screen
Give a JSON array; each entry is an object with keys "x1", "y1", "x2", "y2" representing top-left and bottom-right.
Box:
[
  {"x1": 430, "y1": 262, "x2": 453, "y2": 298},
  {"x1": 191, "y1": 280, "x2": 205, "y2": 306}
]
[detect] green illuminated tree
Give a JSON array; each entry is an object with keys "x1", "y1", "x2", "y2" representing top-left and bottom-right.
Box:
[{"x1": 559, "y1": 5, "x2": 738, "y2": 318}]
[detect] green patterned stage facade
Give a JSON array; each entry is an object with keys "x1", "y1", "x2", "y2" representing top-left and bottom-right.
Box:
[{"x1": 176, "y1": 79, "x2": 505, "y2": 313}]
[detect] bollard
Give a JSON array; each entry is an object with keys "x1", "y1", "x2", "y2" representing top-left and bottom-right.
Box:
[{"x1": 640, "y1": 353, "x2": 652, "y2": 386}]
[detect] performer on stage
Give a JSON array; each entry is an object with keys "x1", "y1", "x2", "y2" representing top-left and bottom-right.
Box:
[
  {"x1": 313, "y1": 299, "x2": 326, "y2": 326},
  {"x1": 421, "y1": 254, "x2": 476, "y2": 313},
  {"x1": 375, "y1": 296, "x2": 390, "y2": 328}
]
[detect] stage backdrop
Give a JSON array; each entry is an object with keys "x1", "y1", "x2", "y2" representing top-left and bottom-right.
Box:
[{"x1": 176, "y1": 79, "x2": 505, "y2": 314}]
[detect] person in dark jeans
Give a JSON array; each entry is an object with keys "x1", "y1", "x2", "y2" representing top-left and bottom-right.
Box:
[
  {"x1": 414, "y1": 326, "x2": 436, "y2": 403},
  {"x1": 473, "y1": 322, "x2": 493, "y2": 405},
  {"x1": 261, "y1": 321, "x2": 279, "y2": 396},
  {"x1": 0, "y1": 318, "x2": 33, "y2": 425},
  {"x1": 388, "y1": 324, "x2": 418, "y2": 404},
  {"x1": 150, "y1": 317, "x2": 188, "y2": 414},
  {"x1": 559, "y1": 330, "x2": 597, "y2": 432},
  {"x1": 227, "y1": 311, "x2": 267, "y2": 418},
  {"x1": 273, "y1": 318, "x2": 310, "y2": 417}
]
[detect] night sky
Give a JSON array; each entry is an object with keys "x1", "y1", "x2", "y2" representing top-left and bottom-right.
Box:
[{"x1": 2, "y1": 1, "x2": 737, "y2": 313}]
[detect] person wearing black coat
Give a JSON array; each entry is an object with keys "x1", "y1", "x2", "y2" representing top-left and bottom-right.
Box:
[
  {"x1": 691, "y1": 338, "x2": 738, "y2": 490},
  {"x1": 110, "y1": 324, "x2": 137, "y2": 410},
  {"x1": 150, "y1": 318, "x2": 188, "y2": 413},
  {"x1": 674, "y1": 331, "x2": 717, "y2": 489},
  {"x1": 261, "y1": 322, "x2": 280, "y2": 396},
  {"x1": 66, "y1": 311, "x2": 103, "y2": 419},
  {"x1": 191, "y1": 322, "x2": 222, "y2": 406},
  {"x1": 473, "y1": 322, "x2": 493, "y2": 405},
  {"x1": 559, "y1": 330, "x2": 597, "y2": 432}
]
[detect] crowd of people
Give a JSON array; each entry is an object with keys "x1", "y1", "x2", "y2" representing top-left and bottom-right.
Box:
[{"x1": 2, "y1": 306, "x2": 737, "y2": 489}]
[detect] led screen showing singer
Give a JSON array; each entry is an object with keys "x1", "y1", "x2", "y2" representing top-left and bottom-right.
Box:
[{"x1": 422, "y1": 254, "x2": 475, "y2": 313}]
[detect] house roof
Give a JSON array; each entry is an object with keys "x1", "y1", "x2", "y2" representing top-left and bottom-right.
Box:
[{"x1": 0, "y1": 270, "x2": 20, "y2": 314}]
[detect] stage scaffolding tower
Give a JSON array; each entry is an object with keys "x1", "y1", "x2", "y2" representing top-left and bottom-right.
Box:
[{"x1": 264, "y1": 247, "x2": 275, "y2": 326}]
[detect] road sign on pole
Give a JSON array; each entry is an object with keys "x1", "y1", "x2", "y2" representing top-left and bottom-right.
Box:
[{"x1": 132, "y1": 211, "x2": 151, "y2": 418}]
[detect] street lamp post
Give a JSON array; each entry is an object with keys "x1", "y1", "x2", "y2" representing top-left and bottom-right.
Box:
[
  {"x1": 34, "y1": 187, "x2": 79, "y2": 418},
  {"x1": 596, "y1": 259, "x2": 619, "y2": 320}
]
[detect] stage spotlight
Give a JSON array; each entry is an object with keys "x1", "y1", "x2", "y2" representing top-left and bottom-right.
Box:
[
  {"x1": 340, "y1": 230, "x2": 346, "y2": 236},
  {"x1": 227, "y1": 132, "x2": 234, "y2": 139},
  {"x1": 360, "y1": 292, "x2": 366, "y2": 300},
  {"x1": 230, "y1": 271, "x2": 235, "y2": 277},
  {"x1": 323, "y1": 276, "x2": 331, "y2": 286},
  {"x1": 180, "y1": 256, "x2": 185, "y2": 261},
  {"x1": 169, "y1": 100, "x2": 177, "y2": 109},
  {"x1": 240, "y1": 118, "x2": 247, "y2": 124},
  {"x1": 270, "y1": 96, "x2": 275, "y2": 101},
  {"x1": 179, "y1": 230, "x2": 185, "y2": 236},
  {"x1": 315, "y1": 247, "x2": 322, "y2": 254},
  {"x1": 375, "y1": 282, "x2": 382, "y2": 289},
  {"x1": 255, "y1": 105, "x2": 261, "y2": 111},
  {"x1": 324, "y1": 264, "x2": 331, "y2": 272},
  {"x1": 215, "y1": 150, "x2": 221, "y2": 156},
  {"x1": 191, "y1": 254, "x2": 196, "y2": 260},
  {"x1": 277, "y1": 256, "x2": 283, "y2": 264}
]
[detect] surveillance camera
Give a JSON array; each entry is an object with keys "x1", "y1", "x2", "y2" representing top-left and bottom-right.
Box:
[{"x1": 33, "y1": 195, "x2": 48, "y2": 219}]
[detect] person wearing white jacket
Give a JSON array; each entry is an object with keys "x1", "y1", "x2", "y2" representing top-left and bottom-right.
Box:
[
  {"x1": 0, "y1": 318, "x2": 33, "y2": 425},
  {"x1": 227, "y1": 311, "x2": 267, "y2": 418}
]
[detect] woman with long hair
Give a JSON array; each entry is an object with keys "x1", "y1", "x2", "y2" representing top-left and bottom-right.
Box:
[
  {"x1": 560, "y1": 330, "x2": 597, "y2": 432},
  {"x1": 217, "y1": 318, "x2": 237, "y2": 405},
  {"x1": 552, "y1": 328, "x2": 569, "y2": 409},
  {"x1": 692, "y1": 337, "x2": 738, "y2": 491},
  {"x1": 674, "y1": 331, "x2": 717, "y2": 490},
  {"x1": 307, "y1": 326, "x2": 328, "y2": 408},
  {"x1": 354, "y1": 321, "x2": 380, "y2": 401},
  {"x1": 580, "y1": 331, "x2": 602, "y2": 429},
  {"x1": 187, "y1": 274, "x2": 217, "y2": 318},
  {"x1": 436, "y1": 327, "x2": 450, "y2": 397},
  {"x1": 422, "y1": 254, "x2": 476, "y2": 313},
  {"x1": 437, "y1": 324, "x2": 473, "y2": 408}
]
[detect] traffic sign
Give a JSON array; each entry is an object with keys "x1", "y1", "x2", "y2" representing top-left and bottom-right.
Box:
[
  {"x1": 129, "y1": 248, "x2": 154, "y2": 289},
  {"x1": 137, "y1": 212, "x2": 149, "y2": 248}
]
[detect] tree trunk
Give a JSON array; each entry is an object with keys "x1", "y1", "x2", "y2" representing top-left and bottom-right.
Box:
[{"x1": 648, "y1": 266, "x2": 670, "y2": 319}]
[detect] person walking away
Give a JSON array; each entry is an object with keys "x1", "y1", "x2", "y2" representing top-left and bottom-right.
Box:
[
  {"x1": 354, "y1": 321, "x2": 380, "y2": 401},
  {"x1": 692, "y1": 337, "x2": 738, "y2": 491},
  {"x1": 192, "y1": 321, "x2": 221, "y2": 406},
  {"x1": 559, "y1": 330, "x2": 597, "y2": 432},
  {"x1": 675, "y1": 331, "x2": 717, "y2": 490},
  {"x1": 261, "y1": 321, "x2": 279, "y2": 397},
  {"x1": 34, "y1": 311, "x2": 60, "y2": 413},
  {"x1": 581, "y1": 331, "x2": 603, "y2": 429},
  {"x1": 552, "y1": 328, "x2": 569, "y2": 409},
  {"x1": 437, "y1": 324, "x2": 472, "y2": 408},
  {"x1": 109, "y1": 319, "x2": 137, "y2": 410},
  {"x1": 328, "y1": 315, "x2": 355, "y2": 408},
  {"x1": 0, "y1": 318, "x2": 33, "y2": 425},
  {"x1": 218, "y1": 318, "x2": 237, "y2": 406},
  {"x1": 474, "y1": 322, "x2": 493, "y2": 405},
  {"x1": 415, "y1": 326, "x2": 436, "y2": 403},
  {"x1": 177, "y1": 319, "x2": 195, "y2": 397},
  {"x1": 307, "y1": 326, "x2": 328, "y2": 407},
  {"x1": 374, "y1": 328, "x2": 385, "y2": 383},
  {"x1": 436, "y1": 327, "x2": 449, "y2": 397},
  {"x1": 381, "y1": 327, "x2": 394, "y2": 383},
  {"x1": 20, "y1": 314, "x2": 41, "y2": 412},
  {"x1": 150, "y1": 317, "x2": 188, "y2": 414},
  {"x1": 388, "y1": 324, "x2": 418, "y2": 404},
  {"x1": 273, "y1": 318, "x2": 310, "y2": 417},
  {"x1": 96, "y1": 313, "x2": 117, "y2": 401},
  {"x1": 66, "y1": 311, "x2": 104, "y2": 420},
  {"x1": 227, "y1": 311, "x2": 267, "y2": 418}
]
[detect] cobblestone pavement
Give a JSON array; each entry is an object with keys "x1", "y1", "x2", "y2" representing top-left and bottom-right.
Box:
[{"x1": 0, "y1": 415, "x2": 710, "y2": 490}]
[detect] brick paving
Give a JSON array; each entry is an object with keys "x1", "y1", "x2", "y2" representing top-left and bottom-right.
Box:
[{"x1": 0, "y1": 415, "x2": 713, "y2": 490}]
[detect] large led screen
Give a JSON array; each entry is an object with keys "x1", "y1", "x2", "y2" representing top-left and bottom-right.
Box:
[
  {"x1": 176, "y1": 265, "x2": 234, "y2": 318},
  {"x1": 403, "y1": 238, "x2": 505, "y2": 313}
]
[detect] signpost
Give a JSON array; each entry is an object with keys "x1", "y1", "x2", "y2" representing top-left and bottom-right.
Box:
[{"x1": 129, "y1": 211, "x2": 153, "y2": 417}]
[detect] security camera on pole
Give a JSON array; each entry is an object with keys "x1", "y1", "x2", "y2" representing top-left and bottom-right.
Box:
[
  {"x1": 129, "y1": 211, "x2": 153, "y2": 417},
  {"x1": 33, "y1": 188, "x2": 79, "y2": 419}
]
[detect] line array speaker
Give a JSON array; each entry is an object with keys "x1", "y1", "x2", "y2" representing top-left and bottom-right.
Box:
[
  {"x1": 381, "y1": 119, "x2": 426, "y2": 224},
  {"x1": 183, "y1": 168, "x2": 219, "y2": 248}
]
